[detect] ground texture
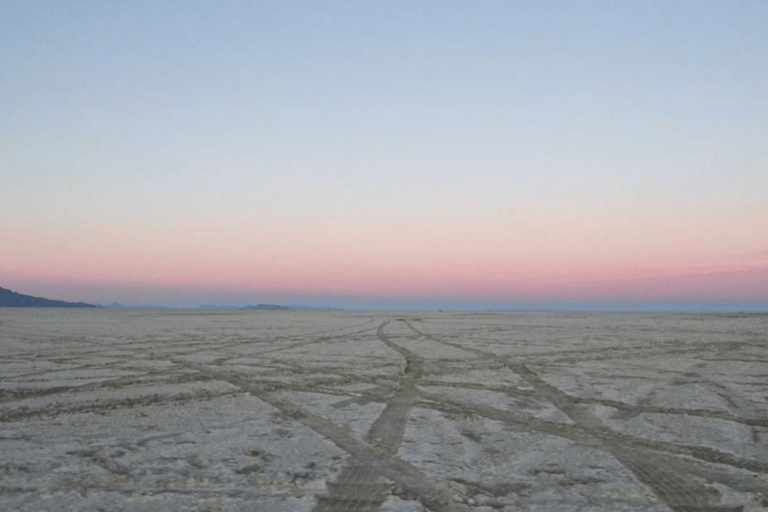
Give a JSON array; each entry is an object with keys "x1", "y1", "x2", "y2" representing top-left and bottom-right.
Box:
[{"x1": 1, "y1": 309, "x2": 767, "y2": 511}]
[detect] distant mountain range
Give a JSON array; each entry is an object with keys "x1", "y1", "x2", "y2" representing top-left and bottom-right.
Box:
[
  {"x1": 241, "y1": 304, "x2": 291, "y2": 310},
  {"x1": 200, "y1": 304, "x2": 341, "y2": 310},
  {"x1": 286, "y1": 305, "x2": 343, "y2": 311},
  {"x1": 101, "y1": 302, "x2": 171, "y2": 309},
  {"x1": 101, "y1": 302, "x2": 341, "y2": 310},
  {"x1": 0, "y1": 286, "x2": 99, "y2": 308},
  {"x1": 198, "y1": 304, "x2": 292, "y2": 310},
  {"x1": 1, "y1": 289, "x2": 342, "y2": 310},
  {"x1": 104, "y1": 303, "x2": 303, "y2": 310}
]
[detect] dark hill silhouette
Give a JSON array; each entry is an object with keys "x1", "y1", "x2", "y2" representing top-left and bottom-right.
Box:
[{"x1": 0, "y1": 287, "x2": 99, "y2": 308}]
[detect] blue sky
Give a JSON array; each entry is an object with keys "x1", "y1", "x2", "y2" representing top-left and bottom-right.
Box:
[{"x1": 2, "y1": 1, "x2": 767, "y2": 309}]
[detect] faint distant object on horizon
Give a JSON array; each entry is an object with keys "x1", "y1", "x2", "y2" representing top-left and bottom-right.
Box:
[{"x1": 241, "y1": 304, "x2": 291, "y2": 310}]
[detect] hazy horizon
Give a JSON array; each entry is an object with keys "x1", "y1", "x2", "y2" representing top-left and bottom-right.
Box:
[
  {"x1": 3, "y1": 2, "x2": 766, "y2": 311},
  {"x1": 4, "y1": 267, "x2": 767, "y2": 312}
]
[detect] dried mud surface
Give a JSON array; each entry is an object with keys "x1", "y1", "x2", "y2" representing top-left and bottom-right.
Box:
[{"x1": 1, "y1": 309, "x2": 767, "y2": 511}]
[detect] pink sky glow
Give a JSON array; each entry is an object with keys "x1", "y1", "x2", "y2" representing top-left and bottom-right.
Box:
[{"x1": 4, "y1": 207, "x2": 766, "y2": 307}]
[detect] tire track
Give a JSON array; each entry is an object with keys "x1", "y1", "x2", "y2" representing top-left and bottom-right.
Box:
[
  {"x1": 313, "y1": 320, "x2": 426, "y2": 511},
  {"x1": 413, "y1": 386, "x2": 768, "y2": 475},
  {"x1": 179, "y1": 357, "x2": 470, "y2": 512},
  {"x1": 612, "y1": 447, "x2": 744, "y2": 512},
  {"x1": 4, "y1": 311, "x2": 764, "y2": 510},
  {"x1": 573, "y1": 396, "x2": 768, "y2": 428},
  {"x1": 270, "y1": 325, "x2": 768, "y2": 476},
  {"x1": 251, "y1": 325, "x2": 380, "y2": 357},
  {"x1": 402, "y1": 320, "x2": 755, "y2": 512}
]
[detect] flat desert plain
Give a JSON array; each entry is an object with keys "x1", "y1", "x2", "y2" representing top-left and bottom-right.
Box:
[{"x1": 1, "y1": 309, "x2": 767, "y2": 512}]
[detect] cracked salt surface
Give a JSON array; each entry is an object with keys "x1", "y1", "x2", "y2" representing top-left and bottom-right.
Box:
[{"x1": 1, "y1": 309, "x2": 767, "y2": 511}]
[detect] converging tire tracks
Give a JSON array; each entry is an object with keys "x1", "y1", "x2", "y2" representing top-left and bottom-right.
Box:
[
  {"x1": 6, "y1": 311, "x2": 763, "y2": 510},
  {"x1": 178, "y1": 328, "x2": 471, "y2": 512},
  {"x1": 312, "y1": 320, "x2": 427, "y2": 511}
]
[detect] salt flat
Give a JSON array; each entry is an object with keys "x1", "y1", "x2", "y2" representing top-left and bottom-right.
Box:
[{"x1": 1, "y1": 309, "x2": 767, "y2": 511}]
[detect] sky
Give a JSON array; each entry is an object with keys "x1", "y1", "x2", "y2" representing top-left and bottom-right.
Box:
[{"x1": 2, "y1": 1, "x2": 767, "y2": 310}]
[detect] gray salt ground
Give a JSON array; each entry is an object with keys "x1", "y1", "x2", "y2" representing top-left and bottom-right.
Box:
[{"x1": 1, "y1": 309, "x2": 767, "y2": 511}]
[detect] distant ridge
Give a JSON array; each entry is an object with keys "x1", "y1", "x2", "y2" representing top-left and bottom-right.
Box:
[
  {"x1": 0, "y1": 286, "x2": 99, "y2": 308},
  {"x1": 286, "y1": 305, "x2": 343, "y2": 311},
  {"x1": 199, "y1": 304, "x2": 343, "y2": 310},
  {"x1": 101, "y1": 302, "x2": 171, "y2": 309},
  {"x1": 241, "y1": 304, "x2": 291, "y2": 310}
]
